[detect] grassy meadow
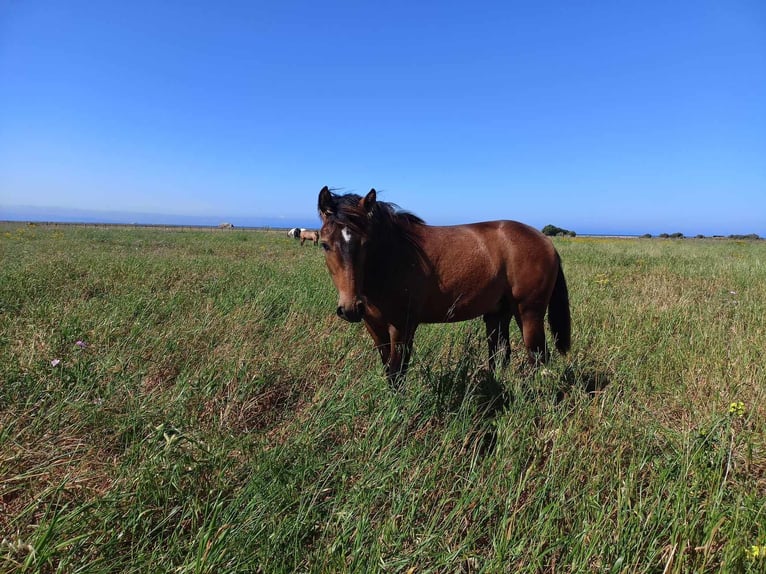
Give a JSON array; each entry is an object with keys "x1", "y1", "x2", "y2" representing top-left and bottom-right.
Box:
[{"x1": 1, "y1": 222, "x2": 764, "y2": 573}]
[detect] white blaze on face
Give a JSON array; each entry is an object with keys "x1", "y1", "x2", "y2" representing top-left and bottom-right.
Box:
[{"x1": 341, "y1": 226, "x2": 352, "y2": 243}]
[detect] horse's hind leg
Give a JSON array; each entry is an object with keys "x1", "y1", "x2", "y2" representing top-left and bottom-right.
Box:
[
  {"x1": 483, "y1": 309, "x2": 512, "y2": 369},
  {"x1": 519, "y1": 305, "x2": 549, "y2": 365}
]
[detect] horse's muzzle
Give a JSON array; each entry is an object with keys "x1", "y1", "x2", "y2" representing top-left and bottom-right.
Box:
[{"x1": 336, "y1": 301, "x2": 365, "y2": 323}]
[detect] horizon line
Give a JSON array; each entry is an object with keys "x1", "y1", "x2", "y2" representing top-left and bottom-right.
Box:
[
  {"x1": 1, "y1": 204, "x2": 763, "y2": 238},
  {"x1": 1, "y1": 218, "x2": 761, "y2": 240}
]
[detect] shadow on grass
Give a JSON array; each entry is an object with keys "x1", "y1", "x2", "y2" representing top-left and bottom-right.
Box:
[
  {"x1": 420, "y1": 359, "x2": 509, "y2": 456},
  {"x1": 421, "y1": 354, "x2": 612, "y2": 456},
  {"x1": 469, "y1": 369, "x2": 509, "y2": 456},
  {"x1": 553, "y1": 361, "x2": 612, "y2": 404}
]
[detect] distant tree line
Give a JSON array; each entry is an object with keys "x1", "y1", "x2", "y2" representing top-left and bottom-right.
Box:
[
  {"x1": 538, "y1": 226, "x2": 761, "y2": 240},
  {"x1": 641, "y1": 233, "x2": 761, "y2": 240},
  {"x1": 542, "y1": 224, "x2": 576, "y2": 237},
  {"x1": 726, "y1": 234, "x2": 761, "y2": 240}
]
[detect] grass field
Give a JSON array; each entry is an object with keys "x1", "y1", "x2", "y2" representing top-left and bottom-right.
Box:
[{"x1": 1, "y1": 223, "x2": 764, "y2": 573}]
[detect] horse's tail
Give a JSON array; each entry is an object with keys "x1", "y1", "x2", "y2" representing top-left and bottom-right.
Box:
[{"x1": 548, "y1": 251, "x2": 571, "y2": 354}]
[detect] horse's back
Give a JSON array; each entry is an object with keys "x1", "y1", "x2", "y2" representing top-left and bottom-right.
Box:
[
  {"x1": 410, "y1": 221, "x2": 558, "y2": 322},
  {"x1": 426, "y1": 220, "x2": 556, "y2": 271}
]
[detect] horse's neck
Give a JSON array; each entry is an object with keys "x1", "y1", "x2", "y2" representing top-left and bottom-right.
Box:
[{"x1": 363, "y1": 228, "x2": 428, "y2": 294}]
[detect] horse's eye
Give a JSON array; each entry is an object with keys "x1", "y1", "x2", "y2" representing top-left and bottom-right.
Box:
[{"x1": 321, "y1": 242, "x2": 331, "y2": 252}]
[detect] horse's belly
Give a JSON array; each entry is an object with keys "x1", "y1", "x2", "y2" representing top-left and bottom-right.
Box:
[{"x1": 418, "y1": 287, "x2": 505, "y2": 324}]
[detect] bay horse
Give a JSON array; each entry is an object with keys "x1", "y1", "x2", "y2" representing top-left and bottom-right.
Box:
[{"x1": 317, "y1": 186, "x2": 571, "y2": 386}]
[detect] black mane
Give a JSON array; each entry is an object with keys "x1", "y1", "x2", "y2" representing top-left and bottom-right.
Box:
[
  {"x1": 320, "y1": 190, "x2": 427, "y2": 267},
  {"x1": 320, "y1": 191, "x2": 425, "y2": 240}
]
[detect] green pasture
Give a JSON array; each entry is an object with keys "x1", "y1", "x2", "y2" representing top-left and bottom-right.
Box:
[{"x1": 1, "y1": 223, "x2": 764, "y2": 572}]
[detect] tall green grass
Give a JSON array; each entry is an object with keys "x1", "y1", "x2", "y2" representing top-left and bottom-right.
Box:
[{"x1": 1, "y1": 224, "x2": 764, "y2": 572}]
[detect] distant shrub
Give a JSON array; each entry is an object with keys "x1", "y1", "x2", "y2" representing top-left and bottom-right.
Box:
[
  {"x1": 670, "y1": 232, "x2": 684, "y2": 239},
  {"x1": 659, "y1": 233, "x2": 670, "y2": 238},
  {"x1": 542, "y1": 224, "x2": 576, "y2": 237},
  {"x1": 695, "y1": 234, "x2": 706, "y2": 239},
  {"x1": 640, "y1": 233, "x2": 652, "y2": 239},
  {"x1": 728, "y1": 233, "x2": 760, "y2": 240}
]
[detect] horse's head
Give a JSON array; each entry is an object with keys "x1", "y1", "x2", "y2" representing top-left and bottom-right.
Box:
[{"x1": 317, "y1": 186, "x2": 377, "y2": 323}]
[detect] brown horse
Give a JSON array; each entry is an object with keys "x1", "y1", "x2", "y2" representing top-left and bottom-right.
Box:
[
  {"x1": 300, "y1": 229, "x2": 319, "y2": 246},
  {"x1": 318, "y1": 186, "x2": 571, "y2": 385}
]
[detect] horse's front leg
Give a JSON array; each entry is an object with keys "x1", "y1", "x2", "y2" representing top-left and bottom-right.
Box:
[
  {"x1": 364, "y1": 320, "x2": 391, "y2": 370},
  {"x1": 386, "y1": 324, "x2": 416, "y2": 388},
  {"x1": 363, "y1": 320, "x2": 415, "y2": 388}
]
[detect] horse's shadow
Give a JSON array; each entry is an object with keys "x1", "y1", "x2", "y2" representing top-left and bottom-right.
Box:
[
  {"x1": 424, "y1": 357, "x2": 611, "y2": 456},
  {"x1": 553, "y1": 362, "x2": 611, "y2": 404},
  {"x1": 420, "y1": 360, "x2": 508, "y2": 456}
]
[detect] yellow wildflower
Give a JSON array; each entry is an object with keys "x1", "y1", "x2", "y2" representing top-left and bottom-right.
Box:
[{"x1": 728, "y1": 401, "x2": 745, "y2": 417}]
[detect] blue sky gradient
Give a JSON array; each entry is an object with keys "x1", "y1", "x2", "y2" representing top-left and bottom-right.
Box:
[{"x1": 1, "y1": 1, "x2": 764, "y2": 235}]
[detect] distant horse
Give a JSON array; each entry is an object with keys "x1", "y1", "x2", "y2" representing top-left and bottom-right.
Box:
[
  {"x1": 300, "y1": 229, "x2": 319, "y2": 246},
  {"x1": 317, "y1": 186, "x2": 571, "y2": 385}
]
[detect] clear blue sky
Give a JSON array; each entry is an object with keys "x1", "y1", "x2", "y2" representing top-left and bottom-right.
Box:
[{"x1": 1, "y1": 0, "x2": 764, "y2": 235}]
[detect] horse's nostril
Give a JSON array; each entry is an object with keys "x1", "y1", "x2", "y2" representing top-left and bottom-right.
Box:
[{"x1": 336, "y1": 306, "x2": 344, "y2": 318}]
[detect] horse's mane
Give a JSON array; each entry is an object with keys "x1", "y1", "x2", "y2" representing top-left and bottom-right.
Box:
[
  {"x1": 322, "y1": 191, "x2": 426, "y2": 265},
  {"x1": 324, "y1": 192, "x2": 424, "y2": 238}
]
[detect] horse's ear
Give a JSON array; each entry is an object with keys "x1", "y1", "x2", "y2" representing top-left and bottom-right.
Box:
[
  {"x1": 318, "y1": 186, "x2": 334, "y2": 217},
  {"x1": 362, "y1": 188, "x2": 376, "y2": 215}
]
